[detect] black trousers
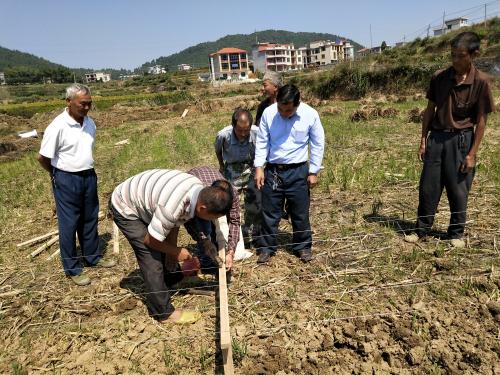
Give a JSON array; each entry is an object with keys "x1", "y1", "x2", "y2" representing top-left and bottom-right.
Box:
[
  {"x1": 416, "y1": 130, "x2": 475, "y2": 239},
  {"x1": 109, "y1": 201, "x2": 183, "y2": 321},
  {"x1": 257, "y1": 163, "x2": 312, "y2": 255}
]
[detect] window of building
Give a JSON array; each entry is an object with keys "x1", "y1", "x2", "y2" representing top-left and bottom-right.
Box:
[
  {"x1": 241, "y1": 62, "x2": 247, "y2": 68},
  {"x1": 240, "y1": 53, "x2": 246, "y2": 59},
  {"x1": 221, "y1": 63, "x2": 229, "y2": 70},
  {"x1": 231, "y1": 62, "x2": 240, "y2": 69},
  {"x1": 321, "y1": 54, "x2": 325, "y2": 59},
  {"x1": 287, "y1": 58, "x2": 290, "y2": 62},
  {"x1": 321, "y1": 46, "x2": 325, "y2": 51},
  {"x1": 221, "y1": 54, "x2": 228, "y2": 61},
  {"x1": 230, "y1": 53, "x2": 239, "y2": 60}
]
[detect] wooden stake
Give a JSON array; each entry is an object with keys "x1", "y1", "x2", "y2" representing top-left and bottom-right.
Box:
[
  {"x1": 113, "y1": 222, "x2": 120, "y2": 255},
  {"x1": 218, "y1": 247, "x2": 234, "y2": 374},
  {"x1": 29, "y1": 236, "x2": 59, "y2": 258},
  {"x1": 17, "y1": 230, "x2": 58, "y2": 249}
]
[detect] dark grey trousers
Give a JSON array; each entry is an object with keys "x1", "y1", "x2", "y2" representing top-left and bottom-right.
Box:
[
  {"x1": 109, "y1": 201, "x2": 183, "y2": 321},
  {"x1": 416, "y1": 130, "x2": 475, "y2": 239}
]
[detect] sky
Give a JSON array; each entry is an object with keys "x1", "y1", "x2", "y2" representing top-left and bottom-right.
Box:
[{"x1": 1, "y1": 0, "x2": 498, "y2": 70}]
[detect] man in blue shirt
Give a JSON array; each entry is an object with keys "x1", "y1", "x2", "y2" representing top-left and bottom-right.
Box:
[{"x1": 254, "y1": 84, "x2": 325, "y2": 264}]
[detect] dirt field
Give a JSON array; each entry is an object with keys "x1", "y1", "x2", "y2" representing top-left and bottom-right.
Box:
[{"x1": 0, "y1": 91, "x2": 499, "y2": 374}]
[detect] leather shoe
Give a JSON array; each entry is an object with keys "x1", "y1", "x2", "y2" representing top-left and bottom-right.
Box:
[
  {"x1": 257, "y1": 251, "x2": 271, "y2": 264},
  {"x1": 298, "y1": 249, "x2": 313, "y2": 263}
]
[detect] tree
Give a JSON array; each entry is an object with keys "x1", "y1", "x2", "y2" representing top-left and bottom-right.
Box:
[{"x1": 381, "y1": 41, "x2": 388, "y2": 51}]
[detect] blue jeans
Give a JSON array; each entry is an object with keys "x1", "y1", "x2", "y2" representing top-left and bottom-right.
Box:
[
  {"x1": 257, "y1": 163, "x2": 312, "y2": 255},
  {"x1": 52, "y1": 168, "x2": 100, "y2": 275}
]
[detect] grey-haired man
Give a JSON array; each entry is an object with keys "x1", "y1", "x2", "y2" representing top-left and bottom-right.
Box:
[
  {"x1": 255, "y1": 71, "x2": 283, "y2": 126},
  {"x1": 38, "y1": 84, "x2": 115, "y2": 286}
]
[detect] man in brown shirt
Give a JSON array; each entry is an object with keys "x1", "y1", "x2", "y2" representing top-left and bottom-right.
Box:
[{"x1": 405, "y1": 32, "x2": 494, "y2": 247}]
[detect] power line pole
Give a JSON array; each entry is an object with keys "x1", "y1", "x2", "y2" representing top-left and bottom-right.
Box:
[
  {"x1": 427, "y1": 24, "x2": 430, "y2": 38},
  {"x1": 442, "y1": 11, "x2": 446, "y2": 34},
  {"x1": 484, "y1": 3, "x2": 487, "y2": 26},
  {"x1": 369, "y1": 24, "x2": 373, "y2": 50}
]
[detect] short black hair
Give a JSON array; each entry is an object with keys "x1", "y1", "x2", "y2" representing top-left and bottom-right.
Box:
[
  {"x1": 450, "y1": 31, "x2": 481, "y2": 54},
  {"x1": 198, "y1": 181, "x2": 233, "y2": 215},
  {"x1": 231, "y1": 108, "x2": 253, "y2": 127},
  {"x1": 277, "y1": 84, "x2": 300, "y2": 107}
]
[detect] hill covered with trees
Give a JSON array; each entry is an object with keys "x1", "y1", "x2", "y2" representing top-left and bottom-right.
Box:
[{"x1": 139, "y1": 29, "x2": 363, "y2": 71}]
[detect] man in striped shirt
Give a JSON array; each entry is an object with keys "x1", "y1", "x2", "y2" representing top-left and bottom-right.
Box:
[{"x1": 109, "y1": 169, "x2": 233, "y2": 324}]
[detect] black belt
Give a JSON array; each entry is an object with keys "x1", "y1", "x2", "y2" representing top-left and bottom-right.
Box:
[
  {"x1": 54, "y1": 167, "x2": 95, "y2": 176},
  {"x1": 432, "y1": 127, "x2": 473, "y2": 133},
  {"x1": 266, "y1": 161, "x2": 306, "y2": 171}
]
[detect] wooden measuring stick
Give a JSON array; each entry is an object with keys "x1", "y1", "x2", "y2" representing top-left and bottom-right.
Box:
[
  {"x1": 218, "y1": 247, "x2": 234, "y2": 374},
  {"x1": 46, "y1": 248, "x2": 60, "y2": 261}
]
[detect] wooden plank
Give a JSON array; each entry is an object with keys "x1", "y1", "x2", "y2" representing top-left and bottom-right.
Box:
[
  {"x1": 29, "y1": 236, "x2": 59, "y2": 258},
  {"x1": 113, "y1": 222, "x2": 120, "y2": 255},
  {"x1": 218, "y1": 247, "x2": 234, "y2": 374}
]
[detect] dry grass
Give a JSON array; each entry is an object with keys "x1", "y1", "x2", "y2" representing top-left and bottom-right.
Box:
[{"x1": 0, "y1": 87, "x2": 499, "y2": 374}]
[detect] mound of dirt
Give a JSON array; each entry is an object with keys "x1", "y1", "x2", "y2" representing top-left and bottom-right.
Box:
[
  {"x1": 408, "y1": 107, "x2": 425, "y2": 123},
  {"x1": 351, "y1": 106, "x2": 399, "y2": 122}
]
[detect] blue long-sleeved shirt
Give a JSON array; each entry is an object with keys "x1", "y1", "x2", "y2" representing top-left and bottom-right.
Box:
[{"x1": 254, "y1": 102, "x2": 325, "y2": 174}]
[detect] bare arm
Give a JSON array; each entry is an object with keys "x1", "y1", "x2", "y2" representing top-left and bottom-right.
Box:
[
  {"x1": 143, "y1": 228, "x2": 192, "y2": 261},
  {"x1": 418, "y1": 100, "x2": 436, "y2": 161},
  {"x1": 461, "y1": 113, "x2": 487, "y2": 173},
  {"x1": 216, "y1": 149, "x2": 225, "y2": 173},
  {"x1": 37, "y1": 154, "x2": 52, "y2": 174}
]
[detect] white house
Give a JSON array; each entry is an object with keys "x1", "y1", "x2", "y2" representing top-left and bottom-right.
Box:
[
  {"x1": 148, "y1": 65, "x2": 166, "y2": 75},
  {"x1": 434, "y1": 17, "x2": 469, "y2": 36},
  {"x1": 177, "y1": 64, "x2": 192, "y2": 71},
  {"x1": 85, "y1": 72, "x2": 111, "y2": 83},
  {"x1": 0, "y1": 72, "x2": 5, "y2": 85}
]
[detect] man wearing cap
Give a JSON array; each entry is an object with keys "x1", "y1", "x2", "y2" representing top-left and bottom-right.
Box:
[
  {"x1": 255, "y1": 71, "x2": 283, "y2": 126},
  {"x1": 254, "y1": 84, "x2": 325, "y2": 264}
]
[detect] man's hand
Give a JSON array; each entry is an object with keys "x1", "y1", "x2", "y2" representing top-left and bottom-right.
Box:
[
  {"x1": 255, "y1": 167, "x2": 265, "y2": 190},
  {"x1": 418, "y1": 140, "x2": 426, "y2": 162},
  {"x1": 225, "y1": 252, "x2": 234, "y2": 271},
  {"x1": 177, "y1": 247, "x2": 192, "y2": 262},
  {"x1": 202, "y1": 238, "x2": 223, "y2": 267},
  {"x1": 460, "y1": 154, "x2": 476, "y2": 173},
  {"x1": 307, "y1": 174, "x2": 318, "y2": 189}
]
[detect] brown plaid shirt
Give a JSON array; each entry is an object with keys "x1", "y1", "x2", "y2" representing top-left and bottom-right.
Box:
[{"x1": 186, "y1": 166, "x2": 240, "y2": 253}]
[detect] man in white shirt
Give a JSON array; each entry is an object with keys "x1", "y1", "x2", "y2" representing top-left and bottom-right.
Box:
[{"x1": 38, "y1": 84, "x2": 115, "y2": 286}]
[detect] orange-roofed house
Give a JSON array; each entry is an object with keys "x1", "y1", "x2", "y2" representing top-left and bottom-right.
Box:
[{"x1": 209, "y1": 47, "x2": 250, "y2": 81}]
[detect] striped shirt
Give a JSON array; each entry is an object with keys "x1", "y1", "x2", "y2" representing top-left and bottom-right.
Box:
[
  {"x1": 111, "y1": 169, "x2": 204, "y2": 242},
  {"x1": 187, "y1": 166, "x2": 240, "y2": 252}
]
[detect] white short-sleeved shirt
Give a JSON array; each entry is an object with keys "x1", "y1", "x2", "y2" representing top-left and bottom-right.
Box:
[{"x1": 39, "y1": 109, "x2": 96, "y2": 172}]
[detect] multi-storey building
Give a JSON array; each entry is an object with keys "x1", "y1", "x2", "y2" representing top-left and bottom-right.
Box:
[
  {"x1": 252, "y1": 43, "x2": 302, "y2": 72},
  {"x1": 209, "y1": 48, "x2": 250, "y2": 80},
  {"x1": 252, "y1": 40, "x2": 354, "y2": 72},
  {"x1": 85, "y1": 72, "x2": 111, "y2": 83}
]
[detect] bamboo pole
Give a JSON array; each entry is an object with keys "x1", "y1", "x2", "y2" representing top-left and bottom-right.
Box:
[
  {"x1": 29, "y1": 236, "x2": 59, "y2": 258},
  {"x1": 17, "y1": 230, "x2": 58, "y2": 249}
]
